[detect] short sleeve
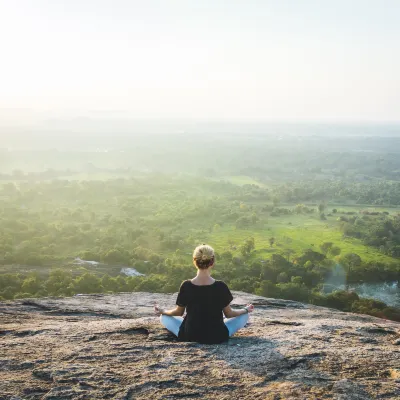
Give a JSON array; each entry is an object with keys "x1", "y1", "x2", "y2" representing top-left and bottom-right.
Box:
[
  {"x1": 220, "y1": 282, "x2": 233, "y2": 308},
  {"x1": 176, "y1": 281, "x2": 189, "y2": 307}
]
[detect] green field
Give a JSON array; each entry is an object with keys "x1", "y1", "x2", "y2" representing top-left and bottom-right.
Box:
[
  {"x1": 214, "y1": 175, "x2": 267, "y2": 187},
  {"x1": 209, "y1": 213, "x2": 395, "y2": 264},
  {"x1": 1, "y1": 174, "x2": 399, "y2": 273}
]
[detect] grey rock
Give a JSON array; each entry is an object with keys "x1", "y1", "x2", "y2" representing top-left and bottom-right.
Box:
[
  {"x1": 359, "y1": 337, "x2": 378, "y2": 344},
  {"x1": 32, "y1": 368, "x2": 53, "y2": 381},
  {"x1": 332, "y1": 379, "x2": 372, "y2": 400},
  {"x1": 1, "y1": 291, "x2": 400, "y2": 399}
]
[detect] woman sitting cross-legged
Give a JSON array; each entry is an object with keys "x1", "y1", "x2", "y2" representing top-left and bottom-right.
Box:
[{"x1": 154, "y1": 244, "x2": 254, "y2": 344}]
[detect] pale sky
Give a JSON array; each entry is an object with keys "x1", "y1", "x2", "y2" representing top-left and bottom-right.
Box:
[{"x1": 0, "y1": 0, "x2": 399, "y2": 122}]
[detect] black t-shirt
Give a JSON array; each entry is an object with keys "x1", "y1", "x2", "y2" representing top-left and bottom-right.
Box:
[{"x1": 176, "y1": 279, "x2": 234, "y2": 344}]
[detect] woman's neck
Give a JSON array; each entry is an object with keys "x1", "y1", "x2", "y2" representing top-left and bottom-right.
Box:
[
  {"x1": 196, "y1": 269, "x2": 211, "y2": 278},
  {"x1": 191, "y1": 268, "x2": 215, "y2": 285}
]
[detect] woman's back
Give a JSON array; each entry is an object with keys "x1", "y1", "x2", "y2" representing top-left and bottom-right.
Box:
[
  {"x1": 156, "y1": 244, "x2": 253, "y2": 343},
  {"x1": 176, "y1": 280, "x2": 233, "y2": 344}
]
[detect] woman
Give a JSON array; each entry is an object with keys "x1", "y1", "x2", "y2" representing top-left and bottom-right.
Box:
[{"x1": 154, "y1": 244, "x2": 254, "y2": 344}]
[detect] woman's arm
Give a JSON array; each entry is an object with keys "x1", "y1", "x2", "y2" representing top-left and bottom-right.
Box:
[
  {"x1": 223, "y1": 303, "x2": 254, "y2": 318},
  {"x1": 154, "y1": 304, "x2": 185, "y2": 317}
]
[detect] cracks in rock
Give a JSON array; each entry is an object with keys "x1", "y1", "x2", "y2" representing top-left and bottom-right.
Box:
[
  {"x1": 45, "y1": 310, "x2": 130, "y2": 319},
  {"x1": 21, "y1": 300, "x2": 52, "y2": 310},
  {"x1": 114, "y1": 327, "x2": 149, "y2": 335},
  {"x1": 87, "y1": 327, "x2": 149, "y2": 342},
  {"x1": 251, "y1": 352, "x2": 331, "y2": 389},
  {"x1": 265, "y1": 320, "x2": 303, "y2": 326},
  {"x1": 16, "y1": 301, "x2": 132, "y2": 320},
  {"x1": 0, "y1": 360, "x2": 35, "y2": 371},
  {"x1": 147, "y1": 331, "x2": 178, "y2": 342},
  {"x1": 22, "y1": 386, "x2": 49, "y2": 396},
  {"x1": 121, "y1": 379, "x2": 182, "y2": 399},
  {"x1": 357, "y1": 326, "x2": 398, "y2": 335},
  {"x1": 235, "y1": 299, "x2": 305, "y2": 309},
  {"x1": 162, "y1": 393, "x2": 203, "y2": 398},
  {"x1": 1, "y1": 328, "x2": 52, "y2": 337},
  {"x1": 32, "y1": 369, "x2": 54, "y2": 381}
]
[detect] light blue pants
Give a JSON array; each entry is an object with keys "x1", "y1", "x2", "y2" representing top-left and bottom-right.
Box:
[{"x1": 160, "y1": 313, "x2": 249, "y2": 337}]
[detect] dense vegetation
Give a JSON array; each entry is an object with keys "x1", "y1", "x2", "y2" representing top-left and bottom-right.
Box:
[
  {"x1": 2, "y1": 268, "x2": 399, "y2": 322},
  {"x1": 1, "y1": 132, "x2": 400, "y2": 321},
  {"x1": 0, "y1": 174, "x2": 399, "y2": 321}
]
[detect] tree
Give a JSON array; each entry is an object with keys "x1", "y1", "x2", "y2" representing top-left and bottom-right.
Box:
[
  {"x1": 21, "y1": 276, "x2": 41, "y2": 295},
  {"x1": 294, "y1": 249, "x2": 326, "y2": 266},
  {"x1": 320, "y1": 242, "x2": 334, "y2": 255},
  {"x1": 135, "y1": 275, "x2": 167, "y2": 292},
  {"x1": 230, "y1": 277, "x2": 258, "y2": 293},
  {"x1": 71, "y1": 273, "x2": 103, "y2": 294},
  {"x1": 44, "y1": 269, "x2": 73, "y2": 296},
  {"x1": 80, "y1": 250, "x2": 100, "y2": 261},
  {"x1": 103, "y1": 249, "x2": 124, "y2": 264},
  {"x1": 239, "y1": 202, "x2": 248, "y2": 210},
  {"x1": 116, "y1": 275, "x2": 128, "y2": 291},
  {"x1": 291, "y1": 276, "x2": 303, "y2": 285},
  {"x1": 277, "y1": 282, "x2": 310, "y2": 302},
  {"x1": 340, "y1": 253, "x2": 362, "y2": 289},
  {"x1": 14, "y1": 292, "x2": 33, "y2": 299},
  {"x1": 270, "y1": 254, "x2": 291, "y2": 270},
  {"x1": 248, "y1": 261, "x2": 261, "y2": 278},
  {"x1": 330, "y1": 246, "x2": 341, "y2": 257},
  {"x1": 220, "y1": 251, "x2": 233, "y2": 261},
  {"x1": 213, "y1": 223, "x2": 221, "y2": 231},
  {"x1": 0, "y1": 286, "x2": 17, "y2": 300},
  {"x1": 235, "y1": 216, "x2": 251, "y2": 229},
  {"x1": 277, "y1": 272, "x2": 289, "y2": 283},
  {"x1": 0, "y1": 274, "x2": 22, "y2": 292},
  {"x1": 240, "y1": 237, "x2": 255, "y2": 256},
  {"x1": 269, "y1": 237, "x2": 275, "y2": 247},
  {"x1": 341, "y1": 253, "x2": 362, "y2": 269},
  {"x1": 272, "y1": 196, "x2": 280, "y2": 207},
  {"x1": 318, "y1": 202, "x2": 325, "y2": 213},
  {"x1": 260, "y1": 263, "x2": 277, "y2": 282},
  {"x1": 304, "y1": 260, "x2": 313, "y2": 269},
  {"x1": 323, "y1": 290, "x2": 359, "y2": 311},
  {"x1": 101, "y1": 274, "x2": 119, "y2": 292},
  {"x1": 255, "y1": 280, "x2": 279, "y2": 298},
  {"x1": 284, "y1": 248, "x2": 294, "y2": 262}
]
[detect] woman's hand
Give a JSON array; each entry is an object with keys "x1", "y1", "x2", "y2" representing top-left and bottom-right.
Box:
[
  {"x1": 154, "y1": 303, "x2": 164, "y2": 316},
  {"x1": 245, "y1": 303, "x2": 254, "y2": 313}
]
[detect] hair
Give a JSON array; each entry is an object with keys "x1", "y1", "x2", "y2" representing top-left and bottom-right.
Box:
[{"x1": 193, "y1": 244, "x2": 215, "y2": 269}]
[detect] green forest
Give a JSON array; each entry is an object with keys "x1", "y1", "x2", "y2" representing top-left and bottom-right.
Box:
[
  {"x1": 1, "y1": 167, "x2": 399, "y2": 322},
  {"x1": 1, "y1": 132, "x2": 400, "y2": 322}
]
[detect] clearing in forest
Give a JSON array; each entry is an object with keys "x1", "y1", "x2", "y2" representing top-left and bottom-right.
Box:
[{"x1": 209, "y1": 213, "x2": 395, "y2": 264}]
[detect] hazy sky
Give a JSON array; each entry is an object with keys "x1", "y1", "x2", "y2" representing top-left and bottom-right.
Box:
[{"x1": 0, "y1": 0, "x2": 399, "y2": 122}]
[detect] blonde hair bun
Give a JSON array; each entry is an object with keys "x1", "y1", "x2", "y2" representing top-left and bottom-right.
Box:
[{"x1": 193, "y1": 244, "x2": 215, "y2": 269}]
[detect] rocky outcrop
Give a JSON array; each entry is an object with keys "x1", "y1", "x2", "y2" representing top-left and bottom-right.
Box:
[{"x1": 1, "y1": 292, "x2": 399, "y2": 399}]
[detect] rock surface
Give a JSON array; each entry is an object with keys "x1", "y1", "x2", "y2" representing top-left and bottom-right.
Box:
[{"x1": 1, "y1": 292, "x2": 399, "y2": 399}]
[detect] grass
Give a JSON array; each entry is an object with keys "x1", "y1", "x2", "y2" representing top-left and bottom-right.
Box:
[
  {"x1": 330, "y1": 205, "x2": 400, "y2": 214},
  {"x1": 213, "y1": 175, "x2": 267, "y2": 187},
  {"x1": 61, "y1": 172, "x2": 130, "y2": 181},
  {"x1": 208, "y1": 213, "x2": 396, "y2": 264}
]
